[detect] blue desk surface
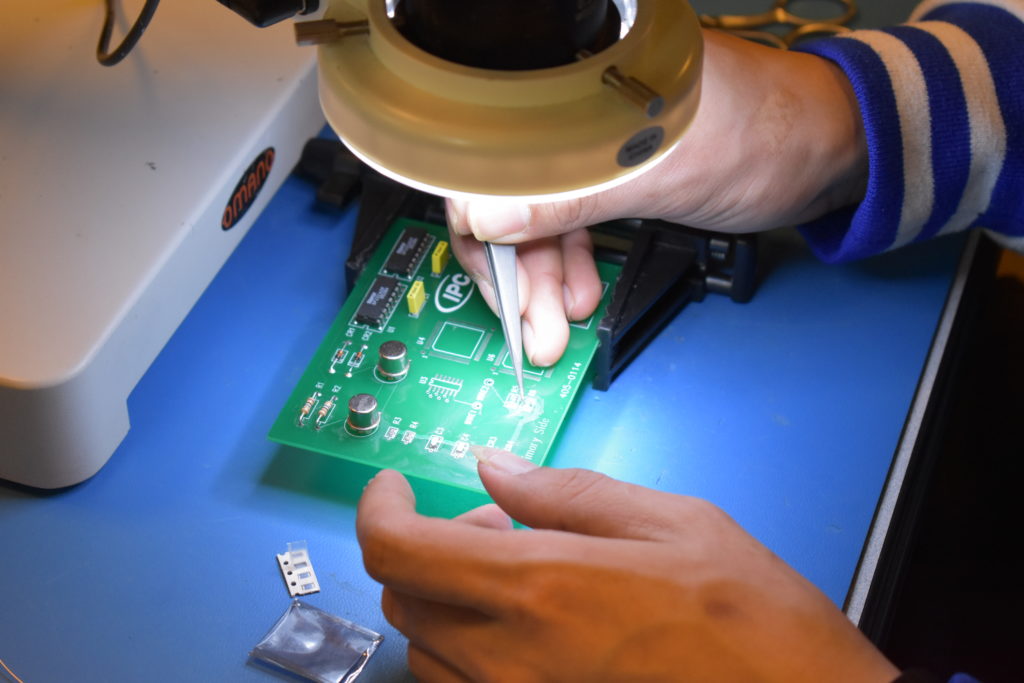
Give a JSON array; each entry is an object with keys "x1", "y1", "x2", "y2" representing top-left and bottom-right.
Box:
[
  {"x1": 0, "y1": 165, "x2": 965, "y2": 682},
  {"x1": 1, "y1": 2, "x2": 954, "y2": 677}
]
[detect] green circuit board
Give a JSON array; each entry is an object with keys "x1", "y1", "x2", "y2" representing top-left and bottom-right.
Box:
[{"x1": 269, "y1": 218, "x2": 619, "y2": 492}]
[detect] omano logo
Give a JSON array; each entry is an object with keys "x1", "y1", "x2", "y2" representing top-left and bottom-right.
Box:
[
  {"x1": 221, "y1": 147, "x2": 275, "y2": 230},
  {"x1": 434, "y1": 273, "x2": 475, "y2": 313}
]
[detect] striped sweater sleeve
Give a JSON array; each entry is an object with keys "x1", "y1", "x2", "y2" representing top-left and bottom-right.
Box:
[{"x1": 794, "y1": 0, "x2": 1024, "y2": 263}]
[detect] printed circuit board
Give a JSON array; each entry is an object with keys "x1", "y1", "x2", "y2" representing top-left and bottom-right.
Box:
[{"x1": 269, "y1": 219, "x2": 619, "y2": 492}]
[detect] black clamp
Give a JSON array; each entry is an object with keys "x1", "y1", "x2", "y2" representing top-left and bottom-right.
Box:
[
  {"x1": 294, "y1": 138, "x2": 758, "y2": 391},
  {"x1": 590, "y1": 219, "x2": 757, "y2": 390}
]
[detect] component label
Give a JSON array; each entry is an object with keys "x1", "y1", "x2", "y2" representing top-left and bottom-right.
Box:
[{"x1": 617, "y1": 127, "x2": 663, "y2": 168}]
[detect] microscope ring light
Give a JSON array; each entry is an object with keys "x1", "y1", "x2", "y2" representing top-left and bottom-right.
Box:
[{"x1": 315, "y1": 0, "x2": 703, "y2": 201}]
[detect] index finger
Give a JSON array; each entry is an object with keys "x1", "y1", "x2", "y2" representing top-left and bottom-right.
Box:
[{"x1": 356, "y1": 470, "x2": 519, "y2": 613}]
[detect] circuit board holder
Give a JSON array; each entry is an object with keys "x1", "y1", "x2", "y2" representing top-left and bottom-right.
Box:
[{"x1": 269, "y1": 219, "x2": 620, "y2": 501}]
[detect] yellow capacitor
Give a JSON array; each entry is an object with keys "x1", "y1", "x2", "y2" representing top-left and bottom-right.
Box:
[
  {"x1": 431, "y1": 241, "x2": 450, "y2": 275},
  {"x1": 407, "y1": 280, "x2": 426, "y2": 316}
]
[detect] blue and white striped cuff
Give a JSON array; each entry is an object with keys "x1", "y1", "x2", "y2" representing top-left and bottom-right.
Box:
[{"x1": 795, "y1": 0, "x2": 1024, "y2": 262}]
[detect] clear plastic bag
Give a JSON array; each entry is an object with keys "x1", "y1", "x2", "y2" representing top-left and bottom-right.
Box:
[{"x1": 251, "y1": 600, "x2": 383, "y2": 683}]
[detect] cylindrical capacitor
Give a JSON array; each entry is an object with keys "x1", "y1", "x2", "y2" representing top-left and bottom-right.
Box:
[
  {"x1": 377, "y1": 340, "x2": 409, "y2": 381},
  {"x1": 347, "y1": 393, "x2": 380, "y2": 435}
]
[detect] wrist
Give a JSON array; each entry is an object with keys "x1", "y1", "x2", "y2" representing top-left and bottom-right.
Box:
[
  {"x1": 785, "y1": 49, "x2": 869, "y2": 224},
  {"x1": 693, "y1": 30, "x2": 868, "y2": 231}
]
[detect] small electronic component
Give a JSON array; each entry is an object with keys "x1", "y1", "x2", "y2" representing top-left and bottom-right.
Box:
[
  {"x1": 298, "y1": 391, "x2": 320, "y2": 424},
  {"x1": 431, "y1": 240, "x2": 450, "y2": 275},
  {"x1": 401, "y1": 429, "x2": 415, "y2": 444},
  {"x1": 315, "y1": 395, "x2": 337, "y2": 429},
  {"x1": 377, "y1": 340, "x2": 410, "y2": 381},
  {"x1": 348, "y1": 345, "x2": 367, "y2": 367},
  {"x1": 347, "y1": 393, "x2": 380, "y2": 435},
  {"x1": 355, "y1": 275, "x2": 402, "y2": 328},
  {"x1": 276, "y1": 540, "x2": 320, "y2": 597},
  {"x1": 503, "y1": 385, "x2": 523, "y2": 410},
  {"x1": 407, "y1": 280, "x2": 426, "y2": 316},
  {"x1": 384, "y1": 426, "x2": 399, "y2": 440},
  {"x1": 383, "y1": 227, "x2": 430, "y2": 277},
  {"x1": 328, "y1": 343, "x2": 350, "y2": 374},
  {"x1": 451, "y1": 441, "x2": 469, "y2": 459},
  {"x1": 426, "y1": 434, "x2": 443, "y2": 452}
]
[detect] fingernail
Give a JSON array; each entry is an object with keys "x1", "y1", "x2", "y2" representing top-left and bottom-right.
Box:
[
  {"x1": 471, "y1": 445, "x2": 538, "y2": 474},
  {"x1": 521, "y1": 319, "x2": 537, "y2": 366},
  {"x1": 447, "y1": 198, "x2": 467, "y2": 234},
  {"x1": 473, "y1": 273, "x2": 494, "y2": 304},
  {"x1": 467, "y1": 202, "x2": 531, "y2": 241},
  {"x1": 562, "y1": 284, "x2": 576, "y2": 320}
]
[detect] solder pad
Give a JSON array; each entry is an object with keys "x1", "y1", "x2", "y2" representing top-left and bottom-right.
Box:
[{"x1": 269, "y1": 219, "x2": 619, "y2": 492}]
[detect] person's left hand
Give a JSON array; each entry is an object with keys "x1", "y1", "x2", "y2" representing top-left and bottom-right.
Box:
[{"x1": 356, "y1": 448, "x2": 897, "y2": 682}]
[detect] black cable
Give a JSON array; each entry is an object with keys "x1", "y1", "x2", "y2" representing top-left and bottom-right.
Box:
[{"x1": 96, "y1": 0, "x2": 162, "y2": 66}]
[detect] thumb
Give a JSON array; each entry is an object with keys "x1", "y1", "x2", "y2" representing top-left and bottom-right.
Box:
[
  {"x1": 451, "y1": 196, "x2": 604, "y2": 244},
  {"x1": 472, "y1": 446, "x2": 691, "y2": 541}
]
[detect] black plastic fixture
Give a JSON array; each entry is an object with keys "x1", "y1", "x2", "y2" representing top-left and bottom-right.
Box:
[
  {"x1": 217, "y1": 0, "x2": 320, "y2": 28},
  {"x1": 392, "y1": 0, "x2": 622, "y2": 70}
]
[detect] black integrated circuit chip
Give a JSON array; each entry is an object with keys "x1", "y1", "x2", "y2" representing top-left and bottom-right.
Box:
[
  {"x1": 355, "y1": 275, "x2": 402, "y2": 328},
  {"x1": 383, "y1": 227, "x2": 430, "y2": 277}
]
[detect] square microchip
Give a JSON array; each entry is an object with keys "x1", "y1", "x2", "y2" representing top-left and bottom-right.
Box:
[
  {"x1": 383, "y1": 227, "x2": 430, "y2": 277},
  {"x1": 355, "y1": 275, "x2": 402, "y2": 328}
]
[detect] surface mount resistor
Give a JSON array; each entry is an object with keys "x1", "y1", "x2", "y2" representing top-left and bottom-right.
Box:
[
  {"x1": 406, "y1": 280, "x2": 426, "y2": 316},
  {"x1": 431, "y1": 240, "x2": 450, "y2": 275},
  {"x1": 426, "y1": 434, "x2": 443, "y2": 453}
]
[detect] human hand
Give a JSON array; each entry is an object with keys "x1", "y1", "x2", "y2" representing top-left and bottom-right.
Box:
[
  {"x1": 447, "y1": 29, "x2": 867, "y2": 365},
  {"x1": 357, "y1": 449, "x2": 896, "y2": 683},
  {"x1": 446, "y1": 228, "x2": 601, "y2": 369}
]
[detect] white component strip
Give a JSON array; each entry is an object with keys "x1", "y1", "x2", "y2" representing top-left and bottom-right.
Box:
[{"x1": 276, "y1": 541, "x2": 321, "y2": 597}]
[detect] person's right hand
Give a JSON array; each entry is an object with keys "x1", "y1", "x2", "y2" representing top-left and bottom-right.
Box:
[
  {"x1": 447, "y1": 29, "x2": 868, "y2": 366},
  {"x1": 357, "y1": 449, "x2": 898, "y2": 683}
]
